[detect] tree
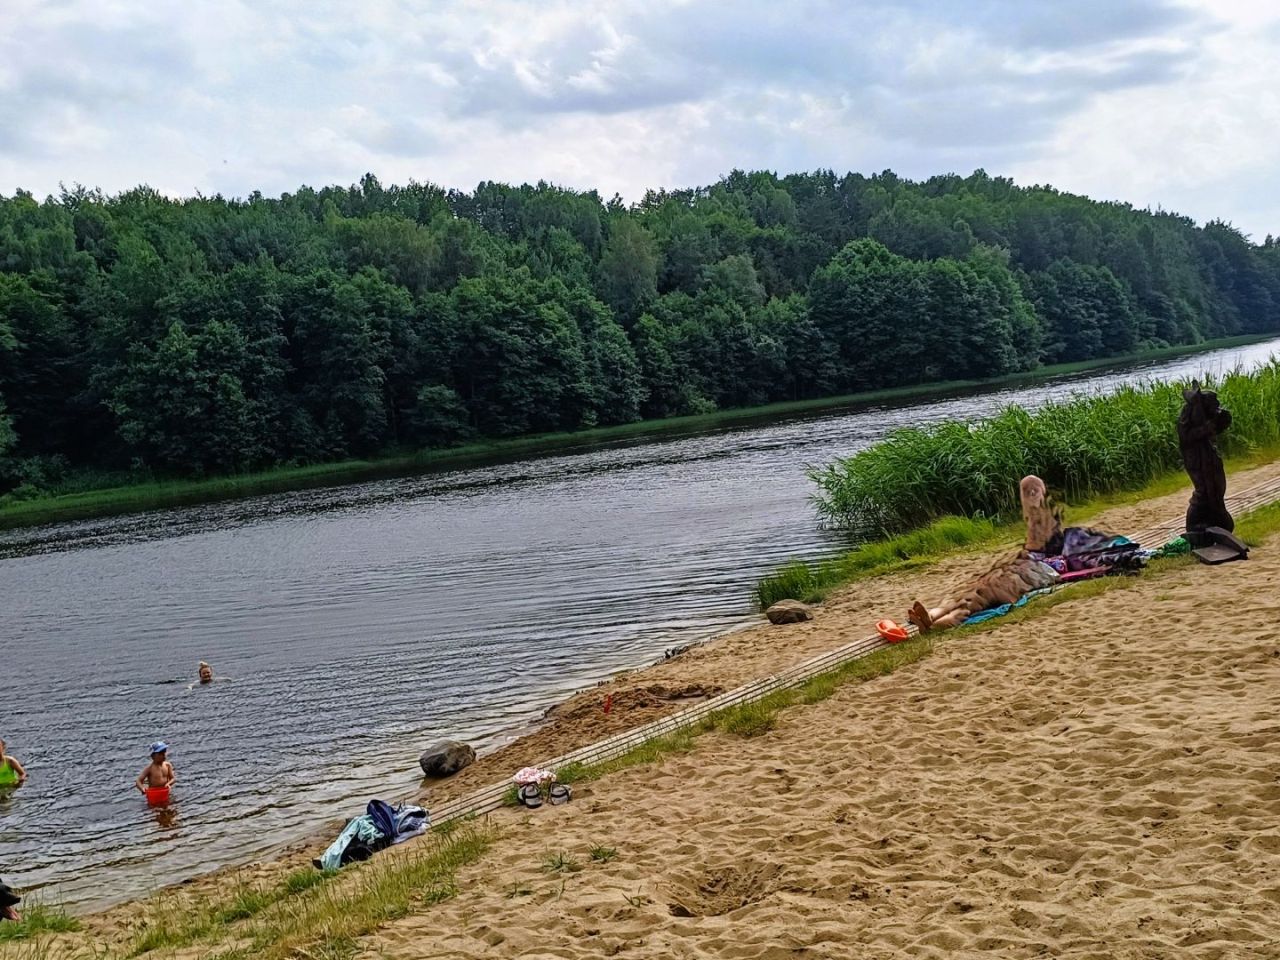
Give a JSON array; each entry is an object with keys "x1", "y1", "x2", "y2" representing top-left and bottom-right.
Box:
[
  {"x1": 597, "y1": 218, "x2": 658, "y2": 323},
  {"x1": 809, "y1": 239, "x2": 929, "y2": 390}
]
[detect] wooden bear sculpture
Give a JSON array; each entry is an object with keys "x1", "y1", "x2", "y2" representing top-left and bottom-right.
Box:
[{"x1": 1178, "y1": 381, "x2": 1233, "y2": 532}]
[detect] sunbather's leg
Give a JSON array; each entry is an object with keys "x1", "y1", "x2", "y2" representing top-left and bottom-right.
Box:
[{"x1": 929, "y1": 607, "x2": 972, "y2": 629}]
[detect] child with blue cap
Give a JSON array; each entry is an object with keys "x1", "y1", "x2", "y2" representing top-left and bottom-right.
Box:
[{"x1": 135, "y1": 742, "x2": 176, "y2": 806}]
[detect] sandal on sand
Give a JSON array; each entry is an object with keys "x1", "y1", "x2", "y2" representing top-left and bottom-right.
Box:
[
  {"x1": 548, "y1": 783, "x2": 572, "y2": 805},
  {"x1": 518, "y1": 784, "x2": 543, "y2": 808}
]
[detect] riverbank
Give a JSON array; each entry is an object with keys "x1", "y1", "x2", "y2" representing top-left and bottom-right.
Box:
[
  {"x1": 3, "y1": 333, "x2": 1273, "y2": 532},
  {"x1": 16, "y1": 456, "x2": 1280, "y2": 957}
]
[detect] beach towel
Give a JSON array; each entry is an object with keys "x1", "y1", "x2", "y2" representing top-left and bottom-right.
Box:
[{"x1": 961, "y1": 588, "x2": 1054, "y2": 626}]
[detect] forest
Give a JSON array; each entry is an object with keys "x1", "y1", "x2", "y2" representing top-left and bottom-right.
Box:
[{"x1": 1, "y1": 168, "x2": 1278, "y2": 496}]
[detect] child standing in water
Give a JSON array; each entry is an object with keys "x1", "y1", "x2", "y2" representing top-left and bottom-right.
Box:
[
  {"x1": 0, "y1": 739, "x2": 26, "y2": 788},
  {"x1": 136, "y1": 742, "x2": 176, "y2": 805}
]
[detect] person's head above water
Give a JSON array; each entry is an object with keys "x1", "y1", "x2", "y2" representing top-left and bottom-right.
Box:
[
  {"x1": 198, "y1": 661, "x2": 213, "y2": 683},
  {"x1": 149, "y1": 742, "x2": 168, "y2": 760}
]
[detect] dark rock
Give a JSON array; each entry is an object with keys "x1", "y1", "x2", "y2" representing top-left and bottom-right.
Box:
[
  {"x1": 418, "y1": 740, "x2": 476, "y2": 778},
  {"x1": 765, "y1": 599, "x2": 813, "y2": 624}
]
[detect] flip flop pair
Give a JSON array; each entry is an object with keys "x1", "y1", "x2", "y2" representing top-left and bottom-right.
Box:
[{"x1": 517, "y1": 782, "x2": 572, "y2": 808}]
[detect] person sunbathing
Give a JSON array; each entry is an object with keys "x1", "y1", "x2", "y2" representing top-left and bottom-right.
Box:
[
  {"x1": 908, "y1": 475, "x2": 1062, "y2": 632},
  {"x1": 908, "y1": 553, "x2": 1058, "y2": 630}
]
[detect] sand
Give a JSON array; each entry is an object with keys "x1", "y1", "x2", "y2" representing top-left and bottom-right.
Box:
[{"x1": 51, "y1": 460, "x2": 1280, "y2": 956}]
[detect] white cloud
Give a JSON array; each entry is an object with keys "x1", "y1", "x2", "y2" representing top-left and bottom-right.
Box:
[{"x1": 0, "y1": 0, "x2": 1275, "y2": 238}]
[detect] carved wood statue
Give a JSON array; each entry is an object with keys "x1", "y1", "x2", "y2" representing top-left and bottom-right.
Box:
[{"x1": 1178, "y1": 381, "x2": 1233, "y2": 532}]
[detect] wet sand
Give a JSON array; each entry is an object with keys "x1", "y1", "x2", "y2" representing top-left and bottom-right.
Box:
[{"x1": 55, "y1": 459, "x2": 1280, "y2": 957}]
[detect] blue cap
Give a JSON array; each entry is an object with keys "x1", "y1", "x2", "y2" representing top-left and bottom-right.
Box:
[{"x1": 149, "y1": 742, "x2": 168, "y2": 755}]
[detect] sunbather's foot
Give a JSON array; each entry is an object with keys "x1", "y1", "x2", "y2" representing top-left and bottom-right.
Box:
[{"x1": 907, "y1": 601, "x2": 933, "y2": 632}]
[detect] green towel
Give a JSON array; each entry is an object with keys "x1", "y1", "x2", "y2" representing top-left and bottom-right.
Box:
[{"x1": 1154, "y1": 536, "x2": 1191, "y2": 558}]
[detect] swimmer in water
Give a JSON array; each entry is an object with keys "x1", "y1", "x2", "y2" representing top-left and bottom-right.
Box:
[
  {"x1": 0, "y1": 739, "x2": 26, "y2": 789},
  {"x1": 198, "y1": 661, "x2": 213, "y2": 684},
  {"x1": 136, "y1": 743, "x2": 176, "y2": 797}
]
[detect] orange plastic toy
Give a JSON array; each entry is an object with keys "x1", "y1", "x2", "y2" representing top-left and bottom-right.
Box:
[{"x1": 876, "y1": 619, "x2": 910, "y2": 643}]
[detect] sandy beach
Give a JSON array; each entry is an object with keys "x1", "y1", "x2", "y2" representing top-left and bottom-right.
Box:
[
  {"x1": 350, "y1": 468, "x2": 1280, "y2": 959},
  {"x1": 24, "y1": 459, "x2": 1280, "y2": 958}
]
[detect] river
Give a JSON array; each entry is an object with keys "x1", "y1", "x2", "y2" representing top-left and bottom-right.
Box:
[{"x1": 1, "y1": 337, "x2": 1277, "y2": 911}]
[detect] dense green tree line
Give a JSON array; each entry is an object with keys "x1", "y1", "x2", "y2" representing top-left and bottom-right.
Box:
[{"x1": 1, "y1": 169, "x2": 1278, "y2": 494}]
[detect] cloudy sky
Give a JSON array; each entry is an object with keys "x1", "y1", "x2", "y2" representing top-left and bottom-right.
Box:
[{"x1": 2, "y1": 0, "x2": 1278, "y2": 239}]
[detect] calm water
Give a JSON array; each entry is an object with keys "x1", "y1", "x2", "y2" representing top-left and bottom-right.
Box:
[{"x1": 2, "y1": 338, "x2": 1277, "y2": 911}]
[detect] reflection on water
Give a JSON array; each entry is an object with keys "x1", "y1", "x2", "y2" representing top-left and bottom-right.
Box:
[{"x1": 1, "y1": 338, "x2": 1276, "y2": 910}]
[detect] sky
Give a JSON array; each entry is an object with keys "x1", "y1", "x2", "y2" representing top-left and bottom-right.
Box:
[{"x1": 1, "y1": 0, "x2": 1278, "y2": 240}]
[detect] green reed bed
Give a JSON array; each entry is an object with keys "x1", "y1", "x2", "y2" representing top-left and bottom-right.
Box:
[{"x1": 812, "y1": 359, "x2": 1280, "y2": 535}]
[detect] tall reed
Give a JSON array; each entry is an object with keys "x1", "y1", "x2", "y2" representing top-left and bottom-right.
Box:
[{"x1": 812, "y1": 360, "x2": 1280, "y2": 534}]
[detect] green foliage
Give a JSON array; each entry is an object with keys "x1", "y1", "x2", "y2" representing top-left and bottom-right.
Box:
[
  {"x1": 1234, "y1": 499, "x2": 1280, "y2": 546},
  {"x1": 755, "y1": 515, "x2": 1002, "y2": 608},
  {"x1": 710, "y1": 699, "x2": 779, "y2": 737},
  {"x1": 1, "y1": 169, "x2": 1278, "y2": 498},
  {"x1": 126, "y1": 824, "x2": 494, "y2": 958},
  {"x1": 282, "y1": 867, "x2": 336, "y2": 896},
  {"x1": 0, "y1": 903, "x2": 81, "y2": 941},
  {"x1": 541, "y1": 851, "x2": 583, "y2": 874},
  {"x1": 814, "y1": 360, "x2": 1280, "y2": 534}
]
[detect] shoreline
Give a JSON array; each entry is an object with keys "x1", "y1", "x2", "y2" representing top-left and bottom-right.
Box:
[
  {"x1": 3, "y1": 332, "x2": 1275, "y2": 533},
  {"x1": 56, "y1": 455, "x2": 1280, "y2": 945}
]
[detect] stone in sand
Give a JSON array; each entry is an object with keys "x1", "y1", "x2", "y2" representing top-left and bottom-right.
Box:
[
  {"x1": 418, "y1": 740, "x2": 476, "y2": 778},
  {"x1": 765, "y1": 600, "x2": 813, "y2": 625}
]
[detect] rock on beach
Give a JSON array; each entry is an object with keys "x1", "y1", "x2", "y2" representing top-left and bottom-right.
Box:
[
  {"x1": 418, "y1": 740, "x2": 476, "y2": 778},
  {"x1": 765, "y1": 599, "x2": 813, "y2": 624}
]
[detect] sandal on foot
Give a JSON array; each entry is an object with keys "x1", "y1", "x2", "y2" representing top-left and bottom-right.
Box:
[
  {"x1": 518, "y1": 783, "x2": 543, "y2": 808},
  {"x1": 548, "y1": 782, "x2": 572, "y2": 805}
]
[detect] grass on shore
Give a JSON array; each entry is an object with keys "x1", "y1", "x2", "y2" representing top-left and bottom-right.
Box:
[
  {"x1": 126, "y1": 866, "x2": 338, "y2": 955},
  {"x1": 756, "y1": 515, "x2": 1004, "y2": 608},
  {"x1": 124, "y1": 825, "x2": 492, "y2": 959},
  {"x1": 0, "y1": 903, "x2": 81, "y2": 942},
  {"x1": 3, "y1": 334, "x2": 1272, "y2": 532}
]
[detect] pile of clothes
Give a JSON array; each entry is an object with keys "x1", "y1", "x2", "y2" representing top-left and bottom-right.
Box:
[
  {"x1": 315, "y1": 799, "x2": 429, "y2": 871},
  {"x1": 1025, "y1": 527, "x2": 1145, "y2": 578}
]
